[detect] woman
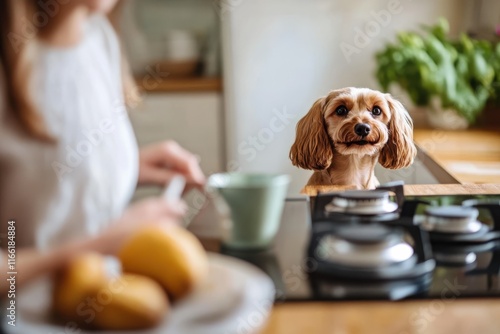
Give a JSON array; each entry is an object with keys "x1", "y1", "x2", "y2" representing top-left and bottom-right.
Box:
[{"x1": 0, "y1": 0, "x2": 205, "y2": 293}]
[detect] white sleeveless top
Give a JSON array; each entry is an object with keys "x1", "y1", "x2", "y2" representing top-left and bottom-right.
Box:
[{"x1": 0, "y1": 15, "x2": 138, "y2": 249}]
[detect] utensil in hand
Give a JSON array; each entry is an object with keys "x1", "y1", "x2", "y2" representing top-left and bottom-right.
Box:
[{"x1": 162, "y1": 175, "x2": 186, "y2": 202}]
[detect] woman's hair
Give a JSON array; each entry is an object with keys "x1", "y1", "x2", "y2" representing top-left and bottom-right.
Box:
[
  {"x1": 0, "y1": 0, "x2": 139, "y2": 143},
  {"x1": 0, "y1": 0, "x2": 53, "y2": 141}
]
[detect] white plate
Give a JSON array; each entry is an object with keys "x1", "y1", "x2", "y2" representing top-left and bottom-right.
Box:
[{"x1": 4, "y1": 253, "x2": 275, "y2": 334}]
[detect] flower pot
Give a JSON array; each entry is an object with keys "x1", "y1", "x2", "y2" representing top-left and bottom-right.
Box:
[{"x1": 425, "y1": 98, "x2": 469, "y2": 130}]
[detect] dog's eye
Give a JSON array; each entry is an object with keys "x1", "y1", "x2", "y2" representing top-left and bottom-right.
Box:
[
  {"x1": 335, "y1": 105, "x2": 348, "y2": 116},
  {"x1": 372, "y1": 106, "x2": 382, "y2": 116}
]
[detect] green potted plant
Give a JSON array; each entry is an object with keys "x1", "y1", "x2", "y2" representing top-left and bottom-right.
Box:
[{"x1": 375, "y1": 18, "x2": 500, "y2": 129}]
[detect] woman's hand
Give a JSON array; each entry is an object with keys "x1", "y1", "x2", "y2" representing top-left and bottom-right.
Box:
[
  {"x1": 138, "y1": 141, "x2": 206, "y2": 190},
  {"x1": 97, "y1": 197, "x2": 187, "y2": 254},
  {"x1": 120, "y1": 197, "x2": 186, "y2": 225},
  {"x1": 1, "y1": 197, "x2": 188, "y2": 292}
]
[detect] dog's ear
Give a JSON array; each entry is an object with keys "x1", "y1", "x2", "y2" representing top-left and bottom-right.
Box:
[
  {"x1": 289, "y1": 97, "x2": 333, "y2": 170},
  {"x1": 378, "y1": 95, "x2": 417, "y2": 169}
]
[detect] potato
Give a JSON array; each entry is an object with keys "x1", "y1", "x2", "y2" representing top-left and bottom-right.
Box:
[
  {"x1": 119, "y1": 225, "x2": 208, "y2": 299},
  {"x1": 52, "y1": 252, "x2": 108, "y2": 325},
  {"x1": 53, "y1": 252, "x2": 169, "y2": 330},
  {"x1": 93, "y1": 274, "x2": 169, "y2": 330}
]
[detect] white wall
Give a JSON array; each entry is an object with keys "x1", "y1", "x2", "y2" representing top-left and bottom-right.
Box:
[
  {"x1": 221, "y1": 0, "x2": 467, "y2": 194},
  {"x1": 464, "y1": 0, "x2": 500, "y2": 35}
]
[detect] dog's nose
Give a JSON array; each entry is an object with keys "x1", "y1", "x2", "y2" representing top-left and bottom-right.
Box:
[{"x1": 354, "y1": 123, "x2": 371, "y2": 137}]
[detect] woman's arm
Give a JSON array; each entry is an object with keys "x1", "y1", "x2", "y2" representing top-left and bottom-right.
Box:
[
  {"x1": 0, "y1": 196, "x2": 185, "y2": 295},
  {"x1": 0, "y1": 234, "x2": 108, "y2": 295}
]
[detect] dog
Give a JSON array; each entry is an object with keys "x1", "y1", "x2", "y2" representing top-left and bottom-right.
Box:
[{"x1": 289, "y1": 87, "x2": 416, "y2": 189}]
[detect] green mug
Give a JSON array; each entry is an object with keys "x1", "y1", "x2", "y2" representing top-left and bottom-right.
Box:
[{"x1": 207, "y1": 173, "x2": 291, "y2": 250}]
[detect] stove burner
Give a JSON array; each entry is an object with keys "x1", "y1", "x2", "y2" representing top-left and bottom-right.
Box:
[
  {"x1": 316, "y1": 225, "x2": 415, "y2": 268},
  {"x1": 423, "y1": 206, "x2": 481, "y2": 234},
  {"x1": 308, "y1": 222, "x2": 435, "y2": 280},
  {"x1": 429, "y1": 240, "x2": 500, "y2": 272},
  {"x1": 422, "y1": 201, "x2": 500, "y2": 243},
  {"x1": 312, "y1": 181, "x2": 406, "y2": 223},
  {"x1": 310, "y1": 273, "x2": 433, "y2": 301},
  {"x1": 434, "y1": 252, "x2": 477, "y2": 268},
  {"x1": 336, "y1": 224, "x2": 398, "y2": 244},
  {"x1": 325, "y1": 190, "x2": 398, "y2": 216}
]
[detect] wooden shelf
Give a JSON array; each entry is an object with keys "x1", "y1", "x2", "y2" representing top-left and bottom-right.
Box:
[{"x1": 135, "y1": 76, "x2": 222, "y2": 93}]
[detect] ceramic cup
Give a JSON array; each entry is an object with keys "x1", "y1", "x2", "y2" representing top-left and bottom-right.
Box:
[
  {"x1": 164, "y1": 30, "x2": 199, "y2": 61},
  {"x1": 207, "y1": 173, "x2": 290, "y2": 250}
]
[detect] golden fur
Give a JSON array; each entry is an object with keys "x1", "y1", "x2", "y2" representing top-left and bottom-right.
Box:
[{"x1": 290, "y1": 87, "x2": 416, "y2": 189}]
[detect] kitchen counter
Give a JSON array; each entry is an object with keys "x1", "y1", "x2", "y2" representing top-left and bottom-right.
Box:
[
  {"x1": 258, "y1": 182, "x2": 500, "y2": 334},
  {"x1": 413, "y1": 129, "x2": 500, "y2": 184},
  {"x1": 200, "y1": 130, "x2": 500, "y2": 334},
  {"x1": 301, "y1": 183, "x2": 500, "y2": 196},
  {"x1": 261, "y1": 299, "x2": 500, "y2": 334},
  {"x1": 203, "y1": 130, "x2": 500, "y2": 334}
]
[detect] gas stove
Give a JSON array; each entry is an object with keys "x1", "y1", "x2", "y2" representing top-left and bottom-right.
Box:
[{"x1": 222, "y1": 182, "x2": 500, "y2": 301}]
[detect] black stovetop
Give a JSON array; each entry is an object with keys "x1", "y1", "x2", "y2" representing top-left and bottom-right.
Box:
[{"x1": 222, "y1": 192, "x2": 500, "y2": 302}]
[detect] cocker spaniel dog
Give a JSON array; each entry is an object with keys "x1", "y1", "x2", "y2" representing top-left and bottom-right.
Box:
[{"x1": 290, "y1": 87, "x2": 417, "y2": 189}]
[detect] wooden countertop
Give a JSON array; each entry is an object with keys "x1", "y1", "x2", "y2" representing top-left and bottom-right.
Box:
[
  {"x1": 413, "y1": 129, "x2": 500, "y2": 184},
  {"x1": 261, "y1": 299, "x2": 500, "y2": 334},
  {"x1": 301, "y1": 183, "x2": 500, "y2": 196}
]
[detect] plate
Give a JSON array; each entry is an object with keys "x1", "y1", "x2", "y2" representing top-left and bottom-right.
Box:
[{"x1": 4, "y1": 253, "x2": 275, "y2": 334}]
